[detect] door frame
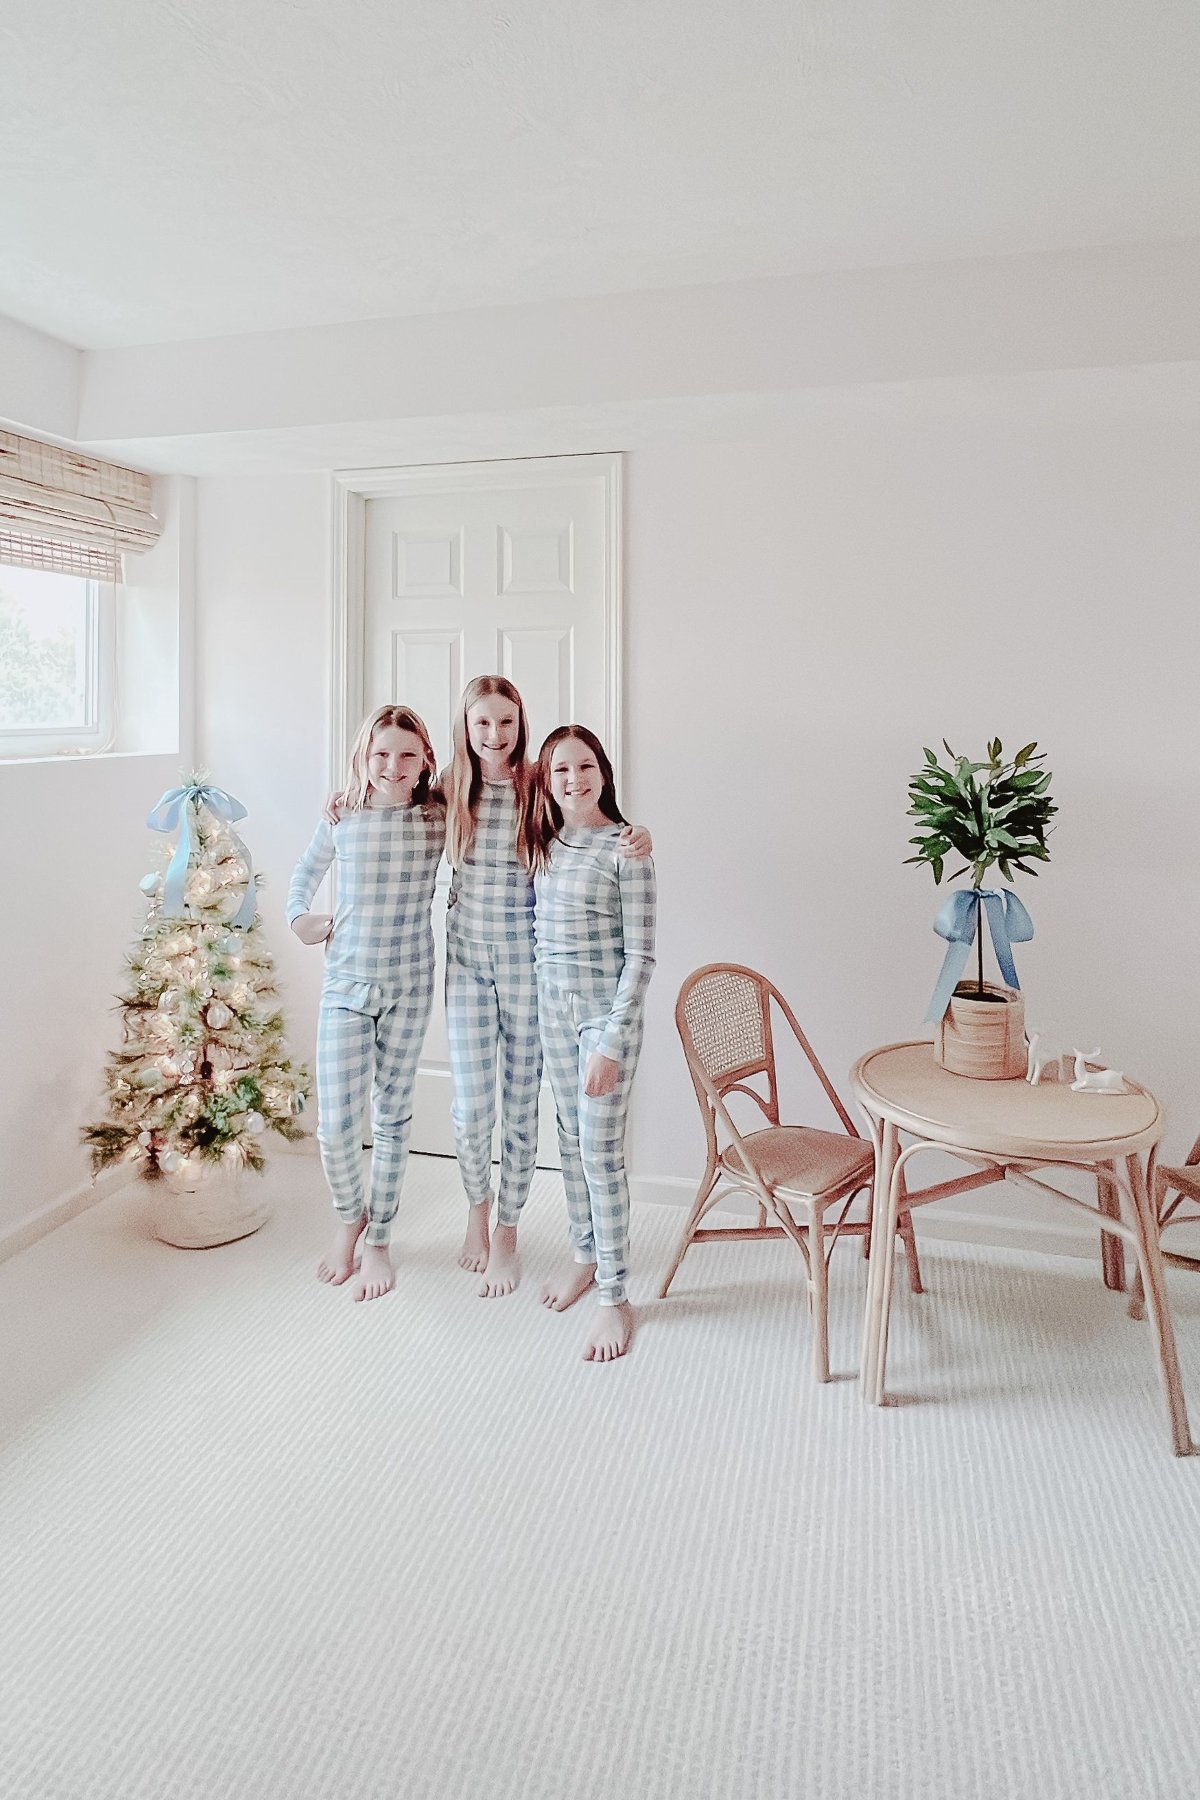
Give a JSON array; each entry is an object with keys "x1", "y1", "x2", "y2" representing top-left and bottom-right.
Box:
[{"x1": 328, "y1": 452, "x2": 624, "y2": 786}]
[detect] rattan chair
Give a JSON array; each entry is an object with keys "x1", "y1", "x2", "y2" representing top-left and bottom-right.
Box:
[
  {"x1": 660, "y1": 963, "x2": 922, "y2": 1380},
  {"x1": 1144, "y1": 1137, "x2": 1194, "y2": 1281}
]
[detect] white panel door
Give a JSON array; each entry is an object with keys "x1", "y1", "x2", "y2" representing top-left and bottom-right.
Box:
[{"x1": 359, "y1": 457, "x2": 620, "y2": 1162}]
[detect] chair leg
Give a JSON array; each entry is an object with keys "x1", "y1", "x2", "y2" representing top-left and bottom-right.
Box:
[
  {"x1": 1124, "y1": 1153, "x2": 1191, "y2": 1455},
  {"x1": 658, "y1": 1165, "x2": 720, "y2": 1298},
  {"x1": 861, "y1": 1188, "x2": 872, "y2": 1258},
  {"x1": 809, "y1": 1202, "x2": 830, "y2": 1382}
]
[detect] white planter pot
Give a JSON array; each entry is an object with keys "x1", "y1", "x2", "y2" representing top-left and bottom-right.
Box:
[{"x1": 152, "y1": 1166, "x2": 272, "y2": 1249}]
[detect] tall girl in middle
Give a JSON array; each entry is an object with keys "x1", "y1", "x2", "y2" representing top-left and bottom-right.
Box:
[{"x1": 443, "y1": 676, "x2": 651, "y2": 1297}]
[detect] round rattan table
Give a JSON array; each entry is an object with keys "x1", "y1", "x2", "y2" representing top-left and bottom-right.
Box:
[{"x1": 850, "y1": 1041, "x2": 1190, "y2": 1456}]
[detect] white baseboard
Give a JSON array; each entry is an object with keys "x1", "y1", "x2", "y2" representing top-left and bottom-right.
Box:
[
  {"x1": 629, "y1": 1174, "x2": 1096, "y2": 1262},
  {"x1": 0, "y1": 1133, "x2": 322, "y2": 1264},
  {"x1": 0, "y1": 1163, "x2": 140, "y2": 1266},
  {"x1": 4, "y1": 1149, "x2": 1139, "y2": 1269}
]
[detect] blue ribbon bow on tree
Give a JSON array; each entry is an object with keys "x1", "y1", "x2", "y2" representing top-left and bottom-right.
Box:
[
  {"x1": 146, "y1": 781, "x2": 258, "y2": 930},
  {"x1": 924, "y1": 886, "x2": 1034, "y2": 1024}
]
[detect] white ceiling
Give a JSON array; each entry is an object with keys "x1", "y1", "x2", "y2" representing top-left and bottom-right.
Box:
[{"x1": 2, "y1": 1, "x2": 1199, "y2": 350}]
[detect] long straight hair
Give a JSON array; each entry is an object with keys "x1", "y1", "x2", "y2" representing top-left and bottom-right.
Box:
[
  {"x1": 343, "y1": 704, "x2": 441, "y2": 812},
  {"x1": 444, "y1": 675, "x2": 537, "y2": 867},
  {"x1": 528, "y1": 725, "x2": 626, "y2": 872}
]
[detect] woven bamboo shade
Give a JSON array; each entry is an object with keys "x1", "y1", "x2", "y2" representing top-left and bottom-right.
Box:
[{"x1": 0, "y1": 431, "x2": 159, "y2": 581}]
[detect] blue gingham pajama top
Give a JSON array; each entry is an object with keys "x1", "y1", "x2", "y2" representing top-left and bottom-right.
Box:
[
  {"x1": 445, "y1": 778, "x2": 542, "y2": 1225},
  {"x1": 534, "y1": 825, "x2": 657, "y2": 1304}
]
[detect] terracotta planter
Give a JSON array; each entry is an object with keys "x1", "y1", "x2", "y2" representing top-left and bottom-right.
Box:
[
  {"x1": 934, "y1": 981, "x2": 1026, "y2": 1081},
  {"x1": 152, "y1": 1166, "x2": 272, "y2": 1249}
]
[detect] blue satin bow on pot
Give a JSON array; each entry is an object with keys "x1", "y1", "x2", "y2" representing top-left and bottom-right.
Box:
[
  {"x1": 924, "y1": 886, "x2": 1034, "y2": 1024},
  {"x1": 146, "y1": 781, "x2": 258, "y2": 930}
]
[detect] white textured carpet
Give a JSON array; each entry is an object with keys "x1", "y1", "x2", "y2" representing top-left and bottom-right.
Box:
[{"x1": 2, "y1": 1154, "x2": 1200, "y2": 1800}]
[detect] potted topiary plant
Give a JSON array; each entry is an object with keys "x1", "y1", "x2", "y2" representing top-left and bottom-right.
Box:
[{"x1": 906, "y1": 739, "x2": 1055, "y2": 1079}]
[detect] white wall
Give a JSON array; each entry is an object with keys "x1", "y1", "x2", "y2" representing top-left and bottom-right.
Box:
[
  {"x1": 191, "y1": 404, "x2": 1200, "y2": 1234},
  {"x1": 0, "y1": 752, "x2": 183, "y2": 1239},
  {"x1": 194, "y1": 474, "x2": 331, "y2": 1068},
  {"x1": 0, "y1": 481, "x2": 193, "y2": 1243},
  {"x1": 625, "y1": 416, "x2": 1200, "y2": 1193}
]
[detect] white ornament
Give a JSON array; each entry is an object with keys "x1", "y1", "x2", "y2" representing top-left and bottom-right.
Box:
[
  {"x1": 159, "y1": 1150, "x2": 184, "y2": 1173},
  {"x1": 135, "y1": 1067, "x2": 164, "y2": 1090},
  {"x1": 1070, "y1": 1048, "x2": 1131, "y2": 1095},
  {"x1": 206, "y1": 1001, "x2": 233, "y2": 1030},
  {"x1": 137, "y1": 1130, "x2": 153, "y2": 1147},
  {"x1": 1025, "y1": 1031, "x2": 1072, "y2": 1086},
  {"x1": 244, "y1": 1112, "x2": 266, "y2": 1136},
  {"x1": 139, "y1": 873, "x2": 162, "y2": 895}
]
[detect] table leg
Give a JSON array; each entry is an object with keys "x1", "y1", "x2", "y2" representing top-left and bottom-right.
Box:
[
  {"x1": 1096, "y1": 1161, "x2": 1125, "y2": 1292},
  {"x1": 1124, "y1": 1153, "x2": 1192, "y2": 1457},
  {"x1": 872, "y1": 1152, "x2": 907, "y2": 1404},
  {"x1": 860, "y1": 1119, "x2": 898, "y2": 1402}
]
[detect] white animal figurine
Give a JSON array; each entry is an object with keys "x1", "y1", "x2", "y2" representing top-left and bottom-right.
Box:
[
  {"x1": 1069, "y1": 1048, "x2": 1130, "y2": 1095},
  {"x1": 1026, "y1": 1031, "x2": 1071, "y2": 1086}
]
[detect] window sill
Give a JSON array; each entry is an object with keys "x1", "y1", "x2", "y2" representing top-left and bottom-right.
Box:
[{"x1": 0, "y1": 747, "x2": 181, "y2": 770}]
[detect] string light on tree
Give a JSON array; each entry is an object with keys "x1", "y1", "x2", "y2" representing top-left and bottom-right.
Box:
[{"x1": 83, "y1": 775, "x2": 311, "y2": 1188}]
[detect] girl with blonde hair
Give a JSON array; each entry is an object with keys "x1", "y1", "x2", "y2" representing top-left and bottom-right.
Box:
[{"x1": 289, "y1": 704, "x2": 445, "y2": 1302}]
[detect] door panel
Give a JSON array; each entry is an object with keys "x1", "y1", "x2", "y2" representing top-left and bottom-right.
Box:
[{"x1": 361, "y1": 458, "x2": 619, "y2": 1165}]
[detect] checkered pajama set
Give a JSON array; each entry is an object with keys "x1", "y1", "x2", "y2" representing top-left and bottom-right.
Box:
[
  {"x1": 445, "y1": 779, "x2": 542, "y2": 1228},
  {"x1": 534, "y1": 828, "x2": 657, "y2": 1306},
  {"x1": 288, "y1": 804, "x2": 446, "y2": 1247}
]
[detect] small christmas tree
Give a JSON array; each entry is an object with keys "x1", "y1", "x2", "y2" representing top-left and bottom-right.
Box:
[{"x1": 83, "y1": 777, "x2": 311, "y2": 1184}]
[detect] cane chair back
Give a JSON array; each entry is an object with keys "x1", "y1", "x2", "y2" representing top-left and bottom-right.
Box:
[
  {"x1": 1154, "y1": 1129, "x2": 1200, "y2": 1272},
  {"x1": 677, "y1": 963, "x2": 859, "y2": 1170}
]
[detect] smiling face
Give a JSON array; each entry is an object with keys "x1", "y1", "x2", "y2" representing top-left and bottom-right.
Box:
[
  {"x1": 366, "y1": 724, "x2": 429, "y2": 804},
  {"x1": 466, "y1": 694, "x2": 521, "y2": 776},
  {"x1": 548, "y1": 735, "x2": 607, "y2": 827}
]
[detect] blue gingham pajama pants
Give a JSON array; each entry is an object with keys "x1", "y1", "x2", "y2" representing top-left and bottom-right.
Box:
[
  {"x1": 315, "y1": 974, "x2": 434, "y2": 1246},
  {"x1": 446, "y1": 929, "x2": 542, "y2": 1226},
  {"x1": 538, "y1": 982, "x2": 643, "y2": 1306}
]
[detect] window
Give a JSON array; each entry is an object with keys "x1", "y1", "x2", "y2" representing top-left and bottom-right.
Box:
[{"x1": 0, "y1": 562, "x2": 116, "y2": 757}]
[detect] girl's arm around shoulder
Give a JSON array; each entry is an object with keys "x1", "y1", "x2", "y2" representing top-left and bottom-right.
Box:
[{"x1": 618, "y1": 822, "x2": 653, "y2": 858}]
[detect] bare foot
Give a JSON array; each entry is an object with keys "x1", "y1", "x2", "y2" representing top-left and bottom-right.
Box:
[
  {"x1": 540, "y1": 1260, "x2": 597, "y2": 1312},
  {"x1": 584, "y1": 1300, "x2": 634, "y2": 1363},
  {"x1": 458, "y1": 1201, "x2": 491, "y2": 1274},
  {"x1": 317, "y1": 1214, "x2": 367, "y2": 1285},
  {"x1": 353, "y1": 1243, "x2": 395, "y2": 1303},
  {"x1": 478, "y1": 1223, "x2": 520, "y2": 1298}
]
